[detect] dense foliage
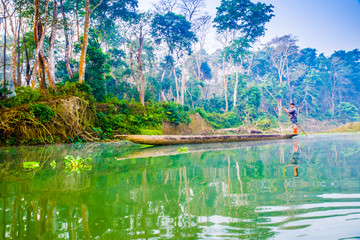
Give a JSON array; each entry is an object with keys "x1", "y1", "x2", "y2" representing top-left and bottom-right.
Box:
[{"x1": 0, "y1": 0, "x2": 359, "y2": 146}]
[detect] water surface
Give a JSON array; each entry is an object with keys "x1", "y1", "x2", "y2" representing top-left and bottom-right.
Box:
[{"x1": 1, "y1": 134, "x2": 360, "y2": 239}]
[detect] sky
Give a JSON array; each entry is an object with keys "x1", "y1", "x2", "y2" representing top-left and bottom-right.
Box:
[{"x1": 138, "y1": 0, "x2": 360, "y2": 56}]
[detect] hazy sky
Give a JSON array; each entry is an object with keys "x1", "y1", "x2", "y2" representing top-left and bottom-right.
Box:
[{"x1": 139, "y1": 0, "x2": 360, "y2": 56}]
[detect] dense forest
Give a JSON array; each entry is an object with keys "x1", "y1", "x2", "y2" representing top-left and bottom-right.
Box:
[{"x1": 0, "y1": 0, "x2": 360, "y2": 144}]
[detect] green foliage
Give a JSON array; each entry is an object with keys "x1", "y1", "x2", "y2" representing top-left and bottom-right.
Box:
[
  {"x1": 54, "y1": 82, "x2": 93, "y2": 100},
  {"x1": 255, "y1": 115, "x2": 279, "y2": 130},
  {"x1": 162, "y1": 101, "x2": 191, "y2": 125},
  {"x1": 178, "y1": 146, "x2": 189, "y2": 153},
  {"x1": 64, "y1": 155, "x2": 92, "y2": 173},
  {"x1": 28, "y1": 104, "x2": 55, "y2": 122},
  {"x1": 246, "y1": 87, "x2": 261, "y2": 110},
  {"x1": 139, "y1": 129, "x2": 163, "y2": 135},
  {"x1": 196, "y1": 97, "x2": 226, "y2": 114},
  {"x1": 5, "y1": 87, "x2": 42, "y2": 107},
  {"x1": 151, "y1": 12, "x2": 197, "y2": 54},
  {"x1": 50, "y1": 160, "x2": 57, "y2": 169},
  {"x1": 213, "y1": 0, "x2": 274, "y2": 41},
  {"x1": 200, "y1": 62, "x2": 212, "y2": 80},
  {"x1": 0, "y1": 81, "x2": 12, "y2": 100},
  {"x1": 337, "y1": 102, "x2": 360, "y2": 123},
  {"x1": 95, "y1": 99, "x2": 191, "y2": 135},
  {"x1": 84, "y1": 30, "x2": 111, "y2": 101},
  {"x1": 196, "y1": 108, "x2": 242, "y2": 129}
]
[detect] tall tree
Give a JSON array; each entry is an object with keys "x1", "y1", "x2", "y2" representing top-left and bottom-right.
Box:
[
  {"x1": 59, "y1": 0, "x2": 73, "y2": 79},
  {"x1": 126, "y1": 12, "x2": 153, "y2": 105},
  {"x1": 265, "y1": 35, "x2": 298, "y2": 114},
  {"x1": 213, "y1": 0, "x2": 274, "y2": 112},
  {"x1": 1, "y1": 0, "x2": 8, "y2": 97},
  {"x1": 151, "y1": 11, "x2": 197, "y2": 104},
  {"x1": 78, "y1": 0, "x2": 103, "y2": 83}
]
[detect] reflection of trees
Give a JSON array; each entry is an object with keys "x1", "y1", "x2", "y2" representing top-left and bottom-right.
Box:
[{"x1": 1, "y1": 138, "x2": 360, "y2": 238}]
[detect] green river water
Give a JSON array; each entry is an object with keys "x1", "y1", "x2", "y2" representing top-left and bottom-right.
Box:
[{"x1": 1, "y1": 134, "x2": 360, "y2": 239}]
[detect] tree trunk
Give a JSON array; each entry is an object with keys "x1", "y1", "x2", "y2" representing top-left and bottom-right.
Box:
[
  {"x1": 173, "y1": 67, "x2": 180, "y2": 103},
  {"x1": 180, "y1": 54, "x2": 187, "y2": 105},
  {"x1": 137, "y1": 26, "x2": 145, "y2": 105},
  {"x1": 48, "y1": 0, "x2": 58, "y2": 89},
  {"x1": 233, "y1": 65, "x2": 239, "y2": 109},
  {"x1": 4, "y1": 1, "x2": 19, "y2": 89},
  {"x1": 11, "y1": 39, "x2": 17, "y2": 88},
  {"x1": 222, "y1": 56, "x2": 228, "y2": 112},
  {"x1": 60, "y1": 0, "x2": 74, "y2": 79},
  {"x1": 23, "y1": 36, "x2": 31, "y2": 86},
  {"x1": 39, "y1": 58, "x2": 47, "y2": 92},
  {"x1": 2, "y1": 8, "x2": 7, "y2": 96},
  {"x1": 78, "y1": 0, "x2": 90, "y2": 83},
  {"x1": 17, "y1": 17, "x2": 22, "y2": 87},
  {"x1": 278, "y1": 99, "x2": 282, "y2": 116},
  {"x1": 31, "y1": 0, "x2": 50, "y2": 91}
]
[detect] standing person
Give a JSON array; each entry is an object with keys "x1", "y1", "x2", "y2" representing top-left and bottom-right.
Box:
[{"x1": 285, "y1": 103, "x2": 298, "y2": 134}]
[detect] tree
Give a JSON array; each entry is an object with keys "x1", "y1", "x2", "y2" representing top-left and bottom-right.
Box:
[
  {"x1": 125, "y1": 12, "x2": 154, "y2": 105},
  {"x1": 151, "y1": 11, "x2": 197, "y2": 104},
  {"x1": 77, "y1": 0, "x2": 103, "y2": 83},
  {"x1": 265, "y1": 35, "x2": 298, "y2": 115},
  {"x1": 213, "y1": 0, "x2": 274, "y2": 112},
  {"x1": 84, "y1": 31, "x2": 110, "y2": 101},
  {"x1": 59, "y1": 0, "x2": 74, "y2": 79}
]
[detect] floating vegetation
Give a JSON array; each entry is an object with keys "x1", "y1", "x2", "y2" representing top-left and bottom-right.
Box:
[
  {"x1": 178, "y1": 146, "x2": 189, "y2": 153},
  {"x1": 64, "y1": 155, "x2": 92, "y2": 173},
  {"x1": 50, "y1": 160, "x2": 57, "y2": 169},
  {"x1": 23, "y1": 161, "x2": 40, "y2": 169}
]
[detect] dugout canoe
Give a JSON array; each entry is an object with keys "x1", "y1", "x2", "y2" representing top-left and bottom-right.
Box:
[{"x1": 122, "y1": 134, "x2": 297, "y2": 146}]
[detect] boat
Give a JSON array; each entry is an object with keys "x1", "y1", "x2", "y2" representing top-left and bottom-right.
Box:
[{"x1": 121, "y1": 134, "x2": 298, "y2": 146}]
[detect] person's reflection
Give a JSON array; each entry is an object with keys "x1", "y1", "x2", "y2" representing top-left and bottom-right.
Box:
[{"x1": 286, "y1": 140, "x2": 300, "y2": 177}]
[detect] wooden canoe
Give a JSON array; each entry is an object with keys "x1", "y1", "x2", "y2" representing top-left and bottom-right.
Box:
[{"x1": 122, "y1": 134, "x2": 297, "y2": 146}]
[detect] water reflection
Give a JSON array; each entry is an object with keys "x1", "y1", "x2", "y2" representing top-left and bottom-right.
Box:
[
  {"x1": 1, "y1": 134, "x2": 360, "y2": 239},
  {"x1": 285, "y1": 140, "x2": 300, "y2": 177}
]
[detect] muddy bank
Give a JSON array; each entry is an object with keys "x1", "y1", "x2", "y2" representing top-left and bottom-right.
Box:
[{"x1": 162, "y1": 113, "x2": 214, "y2": 135}]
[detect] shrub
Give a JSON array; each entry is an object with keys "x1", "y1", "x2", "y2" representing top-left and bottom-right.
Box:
[
  {"x1": 255, "y1": 115, "x2": 279, "y2": 130},
  {"x1": 28, "y1": 104, "x2": 55, "y2": 122},
  {"x1": 6, "y1": 87, "x2": 42, "y2": 107},
  {"x1": 52, "y1": 82, "x2": 94, "y2": 101},
  {"x1": 162, "y1": 101, "x2": 190, "y2": 125},
  {"x1": 337, "y1": 102, "x2": 360, "y2": 123}
]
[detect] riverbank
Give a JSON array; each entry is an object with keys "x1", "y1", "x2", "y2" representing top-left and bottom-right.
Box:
[{"x1": 1, "y1": 83, "x2": 357, "y2": 147}]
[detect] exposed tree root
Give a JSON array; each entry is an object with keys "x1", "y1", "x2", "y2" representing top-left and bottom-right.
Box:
[{"x1": 0, "y1": 96, "x2": 97, "y2": 145}]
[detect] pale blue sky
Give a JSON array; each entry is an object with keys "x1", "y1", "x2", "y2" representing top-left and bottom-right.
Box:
[{"x1": 139, "y1": 0, "x2": 360, "y2": 56}]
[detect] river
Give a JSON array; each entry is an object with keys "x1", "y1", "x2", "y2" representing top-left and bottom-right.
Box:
[{"x1": 1, "y1": 134, "x2": 360, "y2": 239}]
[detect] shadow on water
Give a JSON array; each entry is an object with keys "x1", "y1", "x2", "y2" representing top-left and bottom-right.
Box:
[{"x1": 1, "y1": 134, "x2": 360, "y2": 239}]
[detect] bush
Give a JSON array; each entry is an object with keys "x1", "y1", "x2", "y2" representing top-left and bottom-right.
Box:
[
  {"x1": 28, "y1": 104, "x2": 55, "y2": 122},
  {"x1": 53, "y1": 82, "x2": 94, "y2": 101},
  {"x1": 195, "y1": 108, "x2": 242, "y2": 129},
  {"x1": 94, "y1": 99, "x2": 191, "y2": 135},
  {"x1": 255, "y1": 115, "x2": 279, "y2": 130},
  {"x1": 162, "y1": 101, "x2": 190, "y2": 125},
  {"x1": 337, "y1": 102, "x2": 360, "y2": 123},
  {"x1": 5, "y1": 87, "x2": 42, "y2": 107}
]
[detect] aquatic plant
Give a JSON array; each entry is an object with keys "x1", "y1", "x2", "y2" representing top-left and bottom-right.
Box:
[
  {"x1": 50, "y1": 160, "x2": 57, "y2": 169},
  {"x1": 64, "y1": 155, "x2": 92, "y2": 173},
  {"x1": 23, "y1": 161, "x2": 40, "y2": 169},
  {"x1": 178, "y1": 147, "x2": 189, "y2": 153}
]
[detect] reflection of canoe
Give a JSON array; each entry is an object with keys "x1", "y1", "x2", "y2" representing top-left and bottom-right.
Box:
[
  {"x1": 116, "y1": 139, "x2": 297, "y2": 160},
  {"x1": 123, "y1": 134, "x2": 297, "y2": 146}
]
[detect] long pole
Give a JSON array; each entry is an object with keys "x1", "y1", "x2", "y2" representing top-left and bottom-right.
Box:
[{"x1": 264, "y1": 87, "x2": 308, "y2": 136}]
